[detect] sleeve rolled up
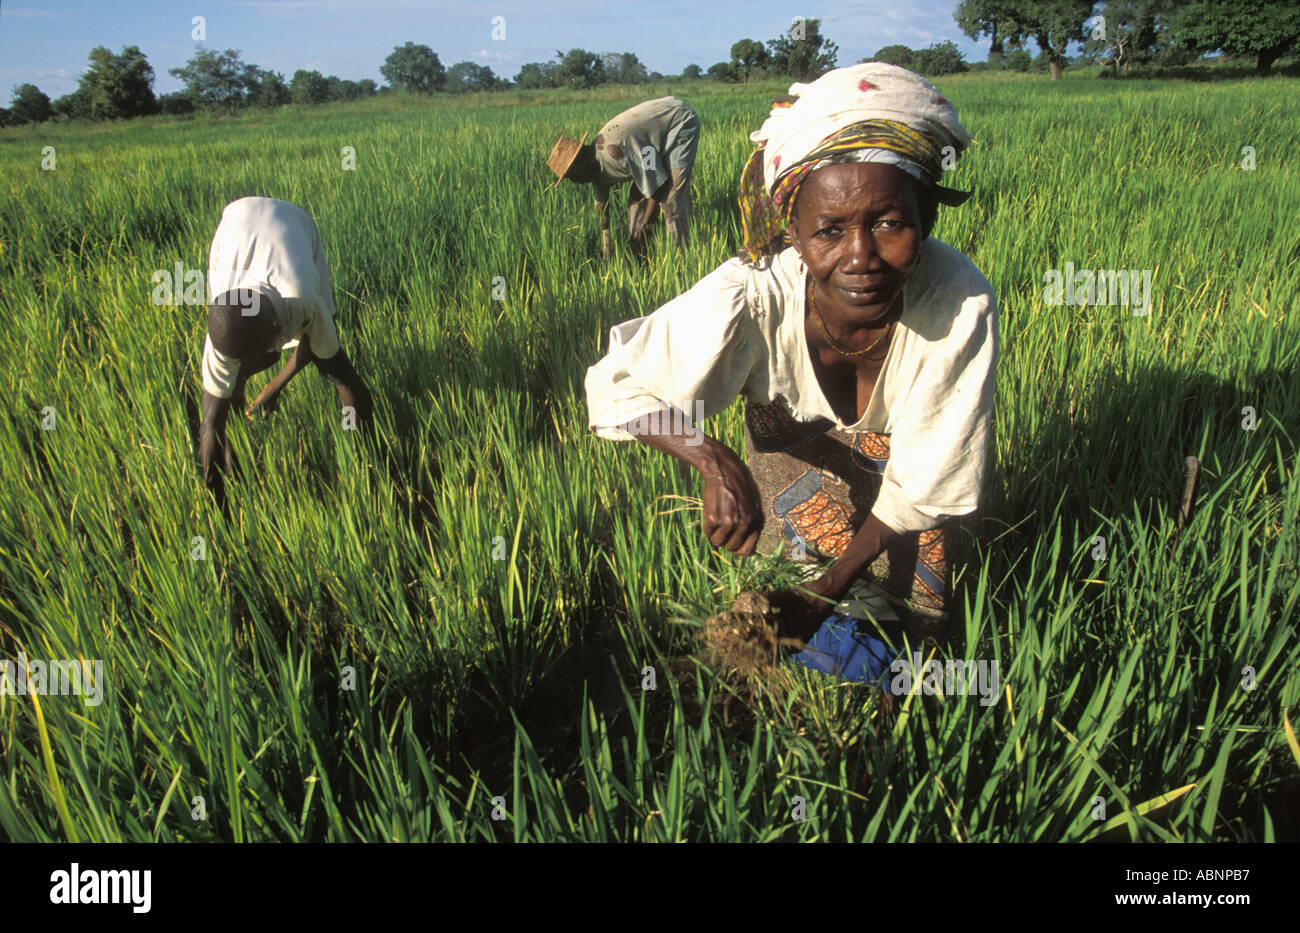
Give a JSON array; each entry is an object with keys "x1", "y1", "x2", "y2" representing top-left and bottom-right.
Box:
[
  {"x1": 585, "y1": 260, "x2": 764, "y2": 441},
  {"x1": 201, "y1": 335, "x2": 241, "y2": 400}
]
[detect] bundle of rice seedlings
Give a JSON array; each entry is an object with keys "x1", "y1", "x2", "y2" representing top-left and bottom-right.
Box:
[{"x1": 696, "y1": 591, "x2": 807, "y2": 707}]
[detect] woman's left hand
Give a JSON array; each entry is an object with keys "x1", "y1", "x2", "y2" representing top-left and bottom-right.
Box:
[{"x1": 766, "y1": 573, "x2": 845, "y2": 643}]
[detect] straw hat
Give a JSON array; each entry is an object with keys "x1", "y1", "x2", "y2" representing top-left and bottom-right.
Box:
[{"x1": 547, "y1": 132, "x2": 589, "y2": 185}]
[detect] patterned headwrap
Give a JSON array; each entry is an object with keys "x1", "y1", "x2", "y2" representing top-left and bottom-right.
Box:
[{"x1": 739, "y1": 62, "x2": 974, "y2": 262}]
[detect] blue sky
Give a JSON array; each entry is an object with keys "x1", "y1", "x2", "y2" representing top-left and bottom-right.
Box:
[{"x1": 0, "y1": 0, "x2": 991, "y2": 99}]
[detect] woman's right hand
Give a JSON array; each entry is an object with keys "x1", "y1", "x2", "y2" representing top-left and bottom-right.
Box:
[
  {"x1": 620, "y1": 417, "x2": 763, "y2": 555},
  {"x1": 700, "y1": 450, "x2": 764, "y2": 555},
  {"x1": 245, "y1": 385, "x2": 282, "y2": 419}
]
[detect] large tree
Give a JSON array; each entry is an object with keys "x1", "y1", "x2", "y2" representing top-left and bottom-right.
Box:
[
  {"x1": 76, "y1": 45, "x2": 156, "y2": 120},
  {"x1": 913, "y1": 41, "x2": 969, "y2": 76},
  {"x1": 766, "y1": 18, "x2": 838, "y2": 79},
  {"x1": 169, "y1": 48, "x2": 254, "y2": 111},
  {"x1": 976, "y1": 0, "x2": 1096, "y2": 80},
  {"x1": 1171, "y1": 0, "x2": 1300, "y2": 74},
  {"x1": 1081, "y1": 0, "x2": 1171, "y2": 74},
  {"x1": 289, "y1": 69, "x2": 331, "y2": 104},
  {"x1": 869, "y1": 45, "x2": 916, "y2": 68},
  {"x1": 380, "y1": 42, "x2": 446, "y2": 93},
  {"x1": 9, "y1": 84, "x2": 53, "y2": 124},
  {"x1": 513, "y1": 62, "x2": 556, "y2": 89},
  {"x1": 613, "y1": 52, "x2": 647, "y2": 84},
  {"x1": 553, "y1": 49, "x2": 604, "y2": 88},
  {"x1": 730, "y1": 38, "x2": 770, "y2": 82},
  {"x1": 245, "y1": 67, "x2": 290, "y2": 107},
  {"x1": 445, "y1": 61, "x2": 506, "y2": 93},
  {"x1": 955, "y1": 0, "x2": 1024, "y2": 65},
  {"x1": 706, "y1": 61, "x2": 737, "y2": 82}
]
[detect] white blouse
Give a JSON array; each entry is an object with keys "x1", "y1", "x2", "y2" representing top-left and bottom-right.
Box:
[
  {"x1": 584, "y1": 239, "x2": 999, "y2": 535},
  {"x1": 201, "y1": 197, "x2": 342, "y2": 399}
]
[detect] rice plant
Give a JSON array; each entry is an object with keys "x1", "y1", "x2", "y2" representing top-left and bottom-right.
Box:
[{"x1": 0, "y1": 74, "x2": 1296, "y2": 842}]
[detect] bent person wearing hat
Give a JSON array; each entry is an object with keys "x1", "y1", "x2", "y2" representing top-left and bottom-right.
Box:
[
  {"x1": 549, "y1": 96, "x2": 700, "y2": 258},
  {"x1": 198, "y1": 196, "x2": 374, "y2": 505}
]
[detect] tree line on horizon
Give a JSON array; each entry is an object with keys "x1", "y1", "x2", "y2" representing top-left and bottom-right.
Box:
[
  {"x1": 3, "y1": 1, "x2": 1296, "y2": 129},
  {"x1": 955, "y1": 0, "x2": 1300, "y2": 79},
  {"x1": 0, "y1": 16, "x2": 840, "y2": 129}
]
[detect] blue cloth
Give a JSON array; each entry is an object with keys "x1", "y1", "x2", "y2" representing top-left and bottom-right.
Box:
[{"x1": 792, "y1": 614, "x2": 899, "y2": 687}]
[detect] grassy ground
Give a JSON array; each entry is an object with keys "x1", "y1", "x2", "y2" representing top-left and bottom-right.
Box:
[{"x1": 0, "y1": 73, "x2": 1296, "y2": 841}]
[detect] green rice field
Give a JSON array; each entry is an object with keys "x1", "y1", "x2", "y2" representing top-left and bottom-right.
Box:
[{"x1": 0, "y1": 73, "x2": 1297, "y2": 841}]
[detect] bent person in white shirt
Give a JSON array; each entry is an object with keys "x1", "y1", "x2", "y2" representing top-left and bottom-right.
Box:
[{"x1": 198, "y1": 197, "x2": 373, "y2": 502}]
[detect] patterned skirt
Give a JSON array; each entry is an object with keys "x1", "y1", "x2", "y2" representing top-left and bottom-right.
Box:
[{"x1": 743, "y1": 394, "x2": 956, "y2": 633}]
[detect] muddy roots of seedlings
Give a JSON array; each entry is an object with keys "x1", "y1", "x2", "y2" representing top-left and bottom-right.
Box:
[{"x1": 696, "y1": 591, "x2": 807, "y2": 709}]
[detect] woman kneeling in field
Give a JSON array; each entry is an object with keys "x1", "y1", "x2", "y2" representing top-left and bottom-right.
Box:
[{"x1": 585, "y1": 63, "x2": 999, "y2": 684}]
